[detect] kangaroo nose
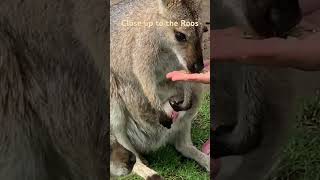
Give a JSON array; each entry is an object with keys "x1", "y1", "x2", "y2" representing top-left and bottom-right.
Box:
[
  {"x1": 269, "y1": 4, "x2": 302, "y2": 37},
  {"x1": 245, "y1": 0, "x2": 302, "y2": 38},
  {"x1": 190, "y1": 61, "x2": 204, "y2": 73}
]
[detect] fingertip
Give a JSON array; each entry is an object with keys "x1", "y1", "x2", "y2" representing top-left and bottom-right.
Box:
[{"x1": 166, "y1": 72, "x2": 174, "y2": 79}]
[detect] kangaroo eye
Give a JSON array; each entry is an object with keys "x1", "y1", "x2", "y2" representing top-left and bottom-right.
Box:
[{"x1": 174, "y1": 31, "x2": 187, "y2": 42}]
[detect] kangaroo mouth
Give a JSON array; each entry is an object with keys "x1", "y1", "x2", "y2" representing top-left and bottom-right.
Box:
[
  {"x1": 170, "y1": 111, "x2": 179, "y2": 122},
  {"x1": 163, "y1": 100, "x2": 186, "y2": 123},
  {"x1": 165, "y1": 106, "x2": 182, "y2": 123},
  {"x1": 160, "y1": 93, "x2": 190, "y2": 129},
  {"x1": 159, "y1": 110, "x2": 180, "y2": 129}
]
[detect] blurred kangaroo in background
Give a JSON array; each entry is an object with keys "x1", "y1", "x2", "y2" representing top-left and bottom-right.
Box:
[{"x1": 212, "y1": 0, "x2": 303, "y2": 179}]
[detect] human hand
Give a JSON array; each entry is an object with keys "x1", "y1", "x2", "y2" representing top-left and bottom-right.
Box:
[
  {"x1": 166, "y1": 60, "x2": 210, "y2": 84},
  {"x1": 212, "y1": 27, "x2": 256, "y2": 62}
]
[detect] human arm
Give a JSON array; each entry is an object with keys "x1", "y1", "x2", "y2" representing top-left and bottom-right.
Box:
[{"x1": 212, "y1": 27, "x2": 320, "y2": 71}]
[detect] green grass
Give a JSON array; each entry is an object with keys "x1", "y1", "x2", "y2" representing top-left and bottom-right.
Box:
[
  {"x1": 115, "y1": 93, "x2": 320, "y2": 179},
  {"x1": 119, "y1": 94, "x2": 210, "y2": 180},
  {"x1": 270, "y1": 95, "x2": 320, "y2": 180}
]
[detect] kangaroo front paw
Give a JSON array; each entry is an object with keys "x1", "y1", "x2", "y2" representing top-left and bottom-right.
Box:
[
  {"x1": 138, "y1": 156, "x2": 149, "y2": 166},
  {"x1": 146, "y1": 174, "x2": 165, "y2": 180}
]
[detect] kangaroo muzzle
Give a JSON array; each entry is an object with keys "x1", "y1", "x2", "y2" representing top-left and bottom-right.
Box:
[
  {"x1": 244, "y1": 0, "x2": 302, "y2": 38},
  {"x1": 169, "y1": 84, "x2": 193, "y2": 112},
  {"x1": 188, "y1": 59, "x2": 204, "y2": 73}
]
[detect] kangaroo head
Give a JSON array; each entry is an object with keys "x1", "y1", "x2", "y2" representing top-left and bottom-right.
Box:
[
  {"x1": 157, "y1": 0, "x2": 206, "y2": 73},
  {"x1": 243, "y1": 0, "x2": 302, "y2": 37}
]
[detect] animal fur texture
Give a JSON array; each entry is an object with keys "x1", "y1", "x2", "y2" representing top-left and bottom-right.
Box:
[
  {"x1": 0, "y1": 0, "x2": 109, "y2": 180},
  {"x1": 110, "y1": 0, "x2": 209, "y2": 179}
]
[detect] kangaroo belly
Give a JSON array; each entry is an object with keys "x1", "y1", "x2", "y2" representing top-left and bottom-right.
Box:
[
  {"x1": 126, "y1": 111, "x2": 189, "y2": 153},
  {"x1": 126, "y1": 119, "x2": 174, "y2": 153}
]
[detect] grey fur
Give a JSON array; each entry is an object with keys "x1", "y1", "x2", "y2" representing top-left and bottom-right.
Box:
[{"x1": 110, "y1": 0, "x2": 208, "y2": 179}]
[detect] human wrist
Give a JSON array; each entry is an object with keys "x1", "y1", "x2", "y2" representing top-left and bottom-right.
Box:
[{"x1": 239, "y1": 38, "x2": 284, "y2": 64}]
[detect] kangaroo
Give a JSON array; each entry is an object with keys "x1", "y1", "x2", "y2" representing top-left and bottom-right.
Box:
[
  {"x1": 212, "y1": 0, "x2": 302, "y2": 179},
  {"x1": 110, "y1": 0, "x2": 209, "y2": 179}
]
